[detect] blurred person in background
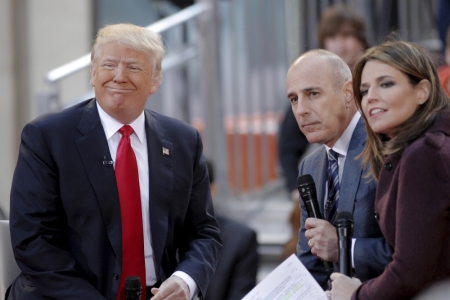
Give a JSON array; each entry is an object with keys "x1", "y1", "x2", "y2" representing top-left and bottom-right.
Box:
[
  {"x1": 204, "y1": 160, "x2": 258, "y2": 300},
  {"x1": 8, "y1": 23, "x2": 221, "y2": 300},
  {"x1": 437, "y1": 0, "x2": 450, "y2": 61},
  {"x1": 286, "y1": 50, "x2": 391, "y2": 289},
  {"x1": 329, "y1": 39, "x2": 450, "y2": 300},
  {"x1": 278, "y1": 3, "x2": 370, "y2": 260},
  {"x1": 438, "y1": 26, "x2": 450, "y2": 96},
  {"x1": 318, "y1": 4, "x2": 369, "y2": 71}
]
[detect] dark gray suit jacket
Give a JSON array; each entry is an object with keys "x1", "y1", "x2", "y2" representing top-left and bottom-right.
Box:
[
  {"x1": 204, "y1": 216, "x2": 258, "y2": 300},
  {"x1": 8, "y1": 99, "x2": 222, "y2": 299},
  {"x1": 297, "y1": 117, "x2": 391, "y2": 289}
]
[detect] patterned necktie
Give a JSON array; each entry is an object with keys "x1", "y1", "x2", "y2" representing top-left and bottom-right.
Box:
[
  {"x1": 115, "y1": 125, "x2": 146, "y2": 300},
  {"x1": 325, "y1": 149, "x2": 340, "y2": 223}
]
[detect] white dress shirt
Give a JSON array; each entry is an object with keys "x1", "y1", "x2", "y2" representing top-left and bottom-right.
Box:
[
  {"x1": 324, "y1": 111, "x2": 361, "y2": 268},
  {"x1": 97, "y1": 103, "x2": 197, "y2": 299}
]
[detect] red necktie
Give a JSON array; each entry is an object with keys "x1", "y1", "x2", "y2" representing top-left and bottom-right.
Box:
[{"x1": 115, "y1": 125, "x2": 146, "y2": 300}]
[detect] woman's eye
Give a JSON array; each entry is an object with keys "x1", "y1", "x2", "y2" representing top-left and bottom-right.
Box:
[
  {"x1": 381, "y1": 81, "x2": 394, "y2": 88},
  {"x1": 360, "y1": 89, "x2": 368, "y2": 96}
]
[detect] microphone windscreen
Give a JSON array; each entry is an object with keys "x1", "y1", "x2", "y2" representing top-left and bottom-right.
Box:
[
  {"x1": 125, "y1": 276, "x2": 142, "y2": 300},
  {"x1": 297, "y1": 174, "x2": 314, "y2": 186},
  {"x1": 125, "y1": 276, "x2": 141, "y2": 289},
  {"x1": 336, "y1": 211, "x2": 353, "y2": 223}
]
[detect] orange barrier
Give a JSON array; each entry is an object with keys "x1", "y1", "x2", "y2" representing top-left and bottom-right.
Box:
[
  {"x1": 224, "y1": 113, "x2": 278, "y2": 193},
  {"x1": 250, "y1": 113, "x2": 265, "y2": 189},
  {"x1": 265, "y1": 112, "x2": 278, "y2": 182},
  {"x1": 224, "y1": 116, "x2": 237, "y2": 190}
]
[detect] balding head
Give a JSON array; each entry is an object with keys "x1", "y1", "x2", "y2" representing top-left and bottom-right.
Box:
[
  {"x1": 289, "y1": 49, "x2": 352, "y2": 93},
  {"x1": 286, "y1": 49, "x2": 357, "y2": 147}
]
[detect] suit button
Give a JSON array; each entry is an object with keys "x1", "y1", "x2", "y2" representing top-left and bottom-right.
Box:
[
  {"x1": 384, "y1": 162, "x2": 392, "y2": 171},
  {"x1": 374, "y1": 211, "x2": 379, "y2": 220},
  {"x1": 113, "y1": 273, "x2": 119, "y2": 280}
]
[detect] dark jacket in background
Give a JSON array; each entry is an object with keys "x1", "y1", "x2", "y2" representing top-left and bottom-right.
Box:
[
  {"x1": 277, "y1": 105, "x2": 309, "y2": 192},
  {"x1": 204, "y1": 216, "x2": 258, "y2": 300}
]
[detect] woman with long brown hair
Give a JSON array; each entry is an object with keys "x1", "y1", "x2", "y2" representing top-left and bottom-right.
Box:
[{"x1": 328, "y1": 39, "x2": 450, "y2": 299}]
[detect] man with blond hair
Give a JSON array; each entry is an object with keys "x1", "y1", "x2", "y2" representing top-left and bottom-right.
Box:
[{"x1": 8, "y1": 23, "x2": 222, "y2": 300}]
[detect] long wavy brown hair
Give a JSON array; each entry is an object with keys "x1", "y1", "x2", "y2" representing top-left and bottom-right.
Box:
[{"x1": 352, "y1": 39, "x2": 450, "y2": 179}]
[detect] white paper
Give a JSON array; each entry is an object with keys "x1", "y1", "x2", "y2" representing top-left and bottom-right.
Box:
[{"x1": 242, "y1": 254, "x2": 328, "y2": 300}]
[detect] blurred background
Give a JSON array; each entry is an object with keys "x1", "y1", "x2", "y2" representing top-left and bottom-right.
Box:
[{"x1": 0, "y1": 0, "x2": 446, "y2": 283}]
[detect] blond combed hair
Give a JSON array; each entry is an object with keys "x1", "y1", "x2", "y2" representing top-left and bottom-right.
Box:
[
  {"x1": 352, "y1": 39, "x2": 450, "y2": 179},
  {"x1": 91, "y1": 23, "x2": 166, "y2": 84}
]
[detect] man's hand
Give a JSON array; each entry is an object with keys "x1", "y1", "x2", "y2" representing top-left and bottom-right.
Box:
[
  {"x1": 304, "y1": 217, "x2": 338, "y2": 262},
  {"x1": 328, "y1": 272, "x2": 362, "y2": 300},
  {"x1": 151, "y1": 276, "x2": 190, "y2": 300}
]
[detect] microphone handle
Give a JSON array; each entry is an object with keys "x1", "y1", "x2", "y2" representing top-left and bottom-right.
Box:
[
  {"x1": 339, "y1": 236, "x2": 352, "y2": 277},
  {"x1": 305, "y1": 199, "x2": 323, "y2": 219},
  {"x1": 304, "y1": 199, "x2": 334, "y2": 274},
  {"x1": 323, "y1": 260, "x2": 334, "y2": 276}
]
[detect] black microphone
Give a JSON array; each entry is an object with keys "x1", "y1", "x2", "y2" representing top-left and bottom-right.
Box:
[
  {"x1": 297, "y1": 174, "x2": 334, "y2": 275},
  {"x1": 297, "y1": 174, "x2": 323, "y2": 219},
  {"x1": 125, "y1": 276, "x2": 142, "y2": 300},
  {"x1": 335, "y1": 211, "x2": 354, "y2": 277}
]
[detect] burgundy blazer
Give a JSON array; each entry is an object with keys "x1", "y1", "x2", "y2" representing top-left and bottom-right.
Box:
[{"x1": 353, "y1": 108, "x2": 450, "y2": 299}]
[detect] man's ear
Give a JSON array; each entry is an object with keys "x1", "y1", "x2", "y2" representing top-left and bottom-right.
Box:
[
  {"x1": 416, "y1": 79, "x2": 431, "y2": 105},
  {"x1": 343, "y1": 80, "x2": 354, "y2": 107},
  {"x1": 149, "y1": 79, "x2": 161, "y2": 95}
]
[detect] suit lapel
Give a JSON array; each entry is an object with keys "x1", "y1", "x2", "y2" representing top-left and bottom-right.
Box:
[
  {"x1": 339, "y1": 118, "x2": 366, "y2": 214},
  {"x1": 312, "y1": 146, "x2": 328, "y2": 214},
  {"x1": 74, "y1": 99, "x2": 122, "y2": 260},
  {"x1": 145, "y1": 110, "x2": 173, "y2": 278}
]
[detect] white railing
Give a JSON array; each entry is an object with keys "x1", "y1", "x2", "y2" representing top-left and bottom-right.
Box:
[{"x1": 38, "y1": 2, "x2": 211, "y2": 114}]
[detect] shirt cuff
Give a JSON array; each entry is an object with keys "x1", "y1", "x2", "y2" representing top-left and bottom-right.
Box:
[
  {"x1": 351, "y1": 238, "x2": 356, "y2": 268},
  {"x1": 172, "y1": 271, "x2": 198, "y2": 300}
]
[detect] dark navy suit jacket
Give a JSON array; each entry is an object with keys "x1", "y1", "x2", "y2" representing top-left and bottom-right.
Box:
[
  {"x1": 297, "y1": 118, "x2": 391, "y2": 289},
  {"x1": 8, "y1": 99, "x2": 222, "y2": 299}
]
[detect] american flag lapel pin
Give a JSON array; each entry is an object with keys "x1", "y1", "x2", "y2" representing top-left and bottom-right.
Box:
[{"x1": 162, "y1": 147, "x2": 170, "y2": 156}]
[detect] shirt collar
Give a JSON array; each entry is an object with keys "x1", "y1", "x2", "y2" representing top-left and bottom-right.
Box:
[
  {"x1": 325, "y1": 111, "x2": 361, "y2": 157},
  {"x1": 96, "y1": 101, "x2": 146, "y2": 144}
]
